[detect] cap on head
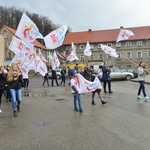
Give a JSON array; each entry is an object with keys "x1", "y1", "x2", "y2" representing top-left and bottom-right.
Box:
[{"x1": 70, "y1": 69, "x2": 77, "y2": 76}]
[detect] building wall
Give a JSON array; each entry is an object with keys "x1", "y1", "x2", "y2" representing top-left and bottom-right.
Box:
[
  {"x1": 0, "y1": 26, "x2": 47, "y2": 66},
  {"x1": 0, "y1": 34, "x2": 4, "y2": 66},
  {"x1": 65, "y1": 39, "x2": 150, "y2": 70}
]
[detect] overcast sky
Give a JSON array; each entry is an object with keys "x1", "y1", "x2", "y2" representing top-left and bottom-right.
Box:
[{"x1": 1, "y1": 0, "x2": 150, "y2": 32}]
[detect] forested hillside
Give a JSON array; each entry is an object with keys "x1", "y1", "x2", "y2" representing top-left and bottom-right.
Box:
[{"x1": 0, "y1": 5, "x2": 61, "y2": 36}]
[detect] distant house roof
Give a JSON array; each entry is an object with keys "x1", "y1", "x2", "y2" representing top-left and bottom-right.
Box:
[
  {"x1": 63, "y1": 26, "x2": 150, "y2": 45},
  {"x1": 2, "y1": 25, "x2": 46, "y2": 49}
]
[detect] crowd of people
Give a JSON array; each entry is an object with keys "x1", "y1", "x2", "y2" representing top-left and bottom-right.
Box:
[
  {"x1": 0, "y1": 64, "x2": 23, "y2": 117},
  {"x1": 0, "y1": 61, "x2": 149, "y2": 117}
]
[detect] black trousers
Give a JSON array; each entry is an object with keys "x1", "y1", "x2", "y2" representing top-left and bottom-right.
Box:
[
  {"x1": 60, "y1": 76, "x2": 66, "y2": 85},
  {"x1": 23, "y1": 79, "x2": 29, "y2": 88},
  {"x1": 103, "y1": 80, "x2": 111, "y2": 92},
  {"x1": 0, "y1": 90, "x2": 3, "y2": 107},
  {"x1": 51, "y1": 77, "x2": 59, "y2": 86}
]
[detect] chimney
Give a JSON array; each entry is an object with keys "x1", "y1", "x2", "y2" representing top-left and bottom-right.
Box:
[{"x1": 120, "y1": 26, "x2": 124, "y2": 29}]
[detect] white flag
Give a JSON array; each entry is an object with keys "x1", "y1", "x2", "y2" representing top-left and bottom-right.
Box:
[
  {"x1": 10, "y1": 52, "x2": 26, "y2": 67},
  {"x1": 53, "y1": 50, "x2": 60, "y2": 67},
  {"x1": 39, "y1": 49, "x2": 47, "y2": 62},
  {"x1": 9, "y1": 36, "x2": 34, "y2": 54},
  {"x1": 16, "y1": 13, "x2": 43, "y2": 44},
  {"x1": 116, "y1": 29, "x2": 134, "y2": 43},
  {"x1": 44, "y1": 25, "x2": 68, "y2": 49},
  {"x1": 35, "y1": 56, "x2": 48, "y2": 76},
  {"x1": 77, "y1": 73, "x2": 102, "y2": 94},
  {"x1": 67, "y1": 43, "x2": 79, "y2": 61},
  {"x1": 84, "y1": 41, "x2": 92, "y2": 56},
  {"x1": 101, "y1": 44, "x2": 118, "y2": 58}
]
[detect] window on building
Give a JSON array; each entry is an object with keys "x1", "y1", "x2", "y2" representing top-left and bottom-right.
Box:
[
  {"x1": 147, "y1": 40, "x2": 150, "y2": 46},
  {"x1": 148, "y1": 50, "x2": 150, "y2": 57},
  {"x1": 98, "y1": 44, "x2": 101, "y2": 49},
  {"x1": 107, "y1": 43, "x2": 112, "y2": 47},
  {"x1": 126, "y1": 41, "x2": 132, "y2": 47},
  {"x1": 107, "y1": 55, "x2": 111, "y2": 59},
  {"x1": 127, "y1": 65, "x2": 131, "y2": 68},
  {"x1": 74, "y1": 44, "x2": 77, "y2": 50},
  {"x1": 137, "y1": 51, "x2": 142, "y2": 58},
  {"x1": 4, "y1": 34, "x2": 8, "y2": 39},
  {"x1": 116, "y1": 42, "x2": 121, "y2": 47},
  {"x1": 137, "y1": 41, "x2": 142, "y2": 46},
  {"x1": 117, "y1": 53, "x2": 121, "y2": 59},
  {"x1": 90, "y1": 44, "x2": 94, "y2": 49},
  {"x1": 80, "y1": 54, "x2": 85, "y2": 61},
  {"x1": 7, "y1": 42, "x2": 10, "y2": 48},
  {"x1": 79, "y1": 45, "x2": 85, "y2": 49},
  {"x1": 98, "y1": 54, "x2": 103, "y2": 60},
  {"x1": 90, "y1": 54, "x2": 93, "y2": 60},
  {"x1": 8, "y1": 52, "x2": 11, "y2": 59},
  {"x1": 126, "y1": 52, "x2": 131, "y2": 58},
  {"x1": 66, "y1": 46, "x2": 69, "y2": 50}
]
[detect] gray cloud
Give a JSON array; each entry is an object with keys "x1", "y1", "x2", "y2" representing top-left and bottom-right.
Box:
[{"x1": 0, "y1": 0, "x2": 150, "y2": 31}]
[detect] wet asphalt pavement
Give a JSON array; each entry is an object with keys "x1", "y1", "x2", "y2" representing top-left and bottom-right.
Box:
[{"x1": 1, "y1": 75, "x2": 150, "y2": 150}]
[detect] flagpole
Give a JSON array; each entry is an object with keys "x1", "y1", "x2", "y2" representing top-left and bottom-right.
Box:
[{"x1": 120, "y1": 54, "x2": 138, "y2": 67}]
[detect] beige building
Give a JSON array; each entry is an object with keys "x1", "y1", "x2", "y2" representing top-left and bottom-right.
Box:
[
  {"x1": 0, "y1": 25, "x2": 48, "y2": 67},
  {"x1": 0, "y1": 33, "x2": 4, "y2": 66},
  {"x1": 63, "y1": 26, "x2": 150, "y2": 70}
]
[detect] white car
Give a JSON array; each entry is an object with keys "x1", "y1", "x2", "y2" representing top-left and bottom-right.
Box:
[
  {"x1": 48, "y1": 69, "x2": 61, "y2": 79},
  {"x1": 99, "y1": 68, "x2": 134, "y2": 80}
]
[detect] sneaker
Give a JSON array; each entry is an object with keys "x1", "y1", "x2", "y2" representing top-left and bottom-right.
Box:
[
  {"x1": 144, "y1": 96, "x2": 149, "y2": 102},
  {"x1": 0, "y1": 109, "x2": 2, "y2": 113},
  {"x1": 102, "y1": 101, "x2": 107, "y2": 105},
  {"x1": 137, "y1": 95, "x2": 142, "y2": 100},
  {"x1": 92, "y1": 101, "x2": 96, "y2": 105},
  {"x1": 74, "y1": 108, "x2": 78, "y2": 111},
  {"x1": 109, "y1": 91, "x2": 113, "y2": 94},
  {"x1": 13, "y1": 110, "x2": 17, "y2": 117},
  {"x1": 17, "y1": 105, "x2": 20, "y2": 112},
  {"x1": 79, "y1": 109, "x2": 83, "y2": 112}
]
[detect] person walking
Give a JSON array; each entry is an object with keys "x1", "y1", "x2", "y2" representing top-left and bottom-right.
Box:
[
  {"x1": 102, "y1": 62, "x2": 113, "y2": 94},
  {"x1": 43, "y1": 73, "x2": 49, "y2": 86},
  {"x1": 51, "y1": 69, "x2": 59, "y2": 86},
  {"x1": 137, "y1": 61, "x2": 149, "y2": 101},
  {"x1": 91, "y1": 70, "x2": 107, "y2": 105},
  {"x1": 60, "y1": 67, "x2": 66, "y2": 86},
  {"x1": 7, "y1": 64, "x2": 23, "y2": 117},
  {"x1": 23, "y1": 73, "x2": 29, "y2": 89},
  {"x1": 84, "y1": 65, "x2": 91, "y2": 81},
  {"x1": 70, "y1": 70, "x2": 83, "y2": 112},
  {"x1": 0, "y1": 67, "x2": 6, "y2": 113}
]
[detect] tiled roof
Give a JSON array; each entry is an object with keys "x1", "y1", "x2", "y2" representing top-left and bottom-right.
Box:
[
  {"x1": 63, "y1": 30, "x2": 92, "y2": 45},
  {"x1": 63, "y1": 26, "x2": 150, "y2": 45},
  {"x1": 3, "y1": 25, "x2": 46, "y2": 49}
]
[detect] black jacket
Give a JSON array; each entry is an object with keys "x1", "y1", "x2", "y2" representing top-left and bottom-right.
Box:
[
  {"x1": 8, "y1": 75, "x2": 22, "y2": 89},
  {"x1": 0, "y1": 72, "x2": 6, "y2": 90}
]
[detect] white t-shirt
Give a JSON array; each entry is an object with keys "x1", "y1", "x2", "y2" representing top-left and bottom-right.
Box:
[{"x1": 70, "y1": 77, "x2": 79, "y2": 93}]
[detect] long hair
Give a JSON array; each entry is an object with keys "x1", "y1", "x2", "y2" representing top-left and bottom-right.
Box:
[
  {"x1": 137, "y1": 61, "x2": 145, "y2": 69},
  {"x1": 7, "y1": 64, "x2": 20, "y2": 82}
]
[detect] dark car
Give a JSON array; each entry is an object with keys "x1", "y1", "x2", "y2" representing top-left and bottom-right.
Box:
[{"x1": 119, "y1": 68, "x2": 138, "y2": 78}]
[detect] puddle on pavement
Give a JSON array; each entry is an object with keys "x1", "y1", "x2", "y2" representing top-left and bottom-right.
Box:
[{"x1": 55, "y1": 98, "x2": 65, "y2": 101}]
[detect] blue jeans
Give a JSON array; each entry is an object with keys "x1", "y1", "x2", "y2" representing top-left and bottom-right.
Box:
[
  {"x1": 10, "y1": 89, "x2": 22, "y2": 111},
  {"x1": 73, "y1": 94, "x2": 82, "y2": 110},
  {"x1": 138, "y1": 81, "x2": 146, "y2": 97}
]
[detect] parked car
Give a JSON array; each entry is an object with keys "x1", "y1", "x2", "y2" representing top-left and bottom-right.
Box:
[
  {"x1": 48, "y1": 68, "x2": 61, "y2": 79},
  {"x1": 119, "y1": 68, "x2": 138, "y2": 78},
  {"x1": 99, "y1": 68, "x2": 134, "y2": 80}
]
